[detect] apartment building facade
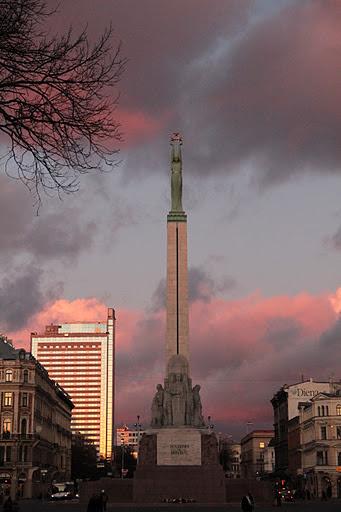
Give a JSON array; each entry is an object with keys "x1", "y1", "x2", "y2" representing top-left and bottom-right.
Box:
[
  {"x1": 240, "y1": 430, "x2": 274, "y2": 478},
  {"x1": 31, "y1": 308, "x2": 115, "y2": 460},
  {"x1": 271, "y1": 378, "x2": 341, "y2": 473},
  {"x1": 0, "y1": 337, "x2": 73, "y2": 499},
  {"x1": 300, "y1": 392, "x2": 341, "y2": 498}
]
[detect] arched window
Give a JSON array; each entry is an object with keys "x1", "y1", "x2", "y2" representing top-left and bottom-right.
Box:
[
  {"x1": 23, "y1": 370, "x2": 28, "y2": 383},
  {"x1": 338, "y1": 453, "x2": 341, "y2": 466},
  {"x1": 326, "y1": 406, "x2": 329, "y2": 416},
  {"x1": 21, "y1": 419, "x2": 27, "y2": 436},
  {"x1": 322, "y1": 406, "x2": 325, "y2": 416},
  {"x1": 337, "y1": 405, "x2": 341, "y2": 416},
  {"x1": 318, "y1": 406, "x2": 321, "y2": 416},
  {"x1": 5, "y1": 370, "x2": 12, "y2": 382}
]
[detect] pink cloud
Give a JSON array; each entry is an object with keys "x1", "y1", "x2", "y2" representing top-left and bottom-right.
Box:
[
  {"x1": 8, "y1": 288, "x2": 341, "y2": 438},
  {"x1": 116, "y1": 108, "x2": 170, "y2": 145}
]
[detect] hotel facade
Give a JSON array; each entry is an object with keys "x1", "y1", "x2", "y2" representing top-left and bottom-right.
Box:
[{"x1": 31, "y1": 308, "x2": 115, "y2": 460}]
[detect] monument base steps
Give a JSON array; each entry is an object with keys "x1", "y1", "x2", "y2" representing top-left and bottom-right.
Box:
[
  {"x1": 133, "y1": 464, "x2": 225, "y2": 503},
  {"x1": 133, "y1": 429, "x2": 225, "y2": 503}
]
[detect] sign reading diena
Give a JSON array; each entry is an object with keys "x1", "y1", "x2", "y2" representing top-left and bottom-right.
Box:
[{"x1": 157, "y1": 429, "x2": 201, "y2": 465}]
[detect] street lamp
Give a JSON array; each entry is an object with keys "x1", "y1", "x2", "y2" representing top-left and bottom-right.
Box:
[
  {"x1": 40, "y1": 469, "x2": 48, "y2": 503},
  {"x1": 134, "y1": 415, "x2": 142, "y2": 459},
  {"x1": 120, "y1": 437, "x2": 126, "y2": 480},
  {"x1": 207, "y1": 416, "x2": 215, "y2": 433}
]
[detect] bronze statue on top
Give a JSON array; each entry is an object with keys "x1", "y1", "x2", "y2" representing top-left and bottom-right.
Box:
[{"x1": 170, "y1": 132, "x2": 183, "y2": 212}]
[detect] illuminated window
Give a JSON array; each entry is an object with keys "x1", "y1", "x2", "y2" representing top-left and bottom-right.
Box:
[
  {"x1": 4, "y1": 393, "x2": 12, "y2": 407},
  {"x1": 259, "y1": 442, "x2": 265, "y2": 448},
  {"x1": 5, "y1": 370, "x2": 12, "y2": 382},
  {"x1": 337, "y1": 405, "x2": 341, "y2": 416},
  {"x1": 3, "y1": 419, "x2": 11, "y2": 433}
]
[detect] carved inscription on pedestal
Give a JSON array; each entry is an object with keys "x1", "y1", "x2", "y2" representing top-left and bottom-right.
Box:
[{"x1": 157, "y1": 428, "x2": 201, "y2": 465}]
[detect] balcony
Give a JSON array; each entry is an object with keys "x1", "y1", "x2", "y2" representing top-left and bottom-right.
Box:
[{"x1": 0, "y1": 433, "x2": 35, "y2": 441}]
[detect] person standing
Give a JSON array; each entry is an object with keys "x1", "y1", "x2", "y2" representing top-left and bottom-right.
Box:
[{"x1": 100, "y1": 490, "x2": 108, "y2": 512}]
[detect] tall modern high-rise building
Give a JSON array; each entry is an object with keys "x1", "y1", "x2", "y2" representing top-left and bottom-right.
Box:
[{"x1": 31, "y1": 308, "x2": 115, "y2": 460}]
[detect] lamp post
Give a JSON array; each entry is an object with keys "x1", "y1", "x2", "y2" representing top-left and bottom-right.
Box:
[
  {"x1": 134, "y1": 415, "x2": 142, "y2": 459},
  {"x1": 40, "y1": 469, "x2": 48, "y2": 503},
  {"x1": 207, "y1": 416, "x2": 215, "y2": 434},
  {"x1": 121, "y1": 441, "x2": 125, "y2": 480}
]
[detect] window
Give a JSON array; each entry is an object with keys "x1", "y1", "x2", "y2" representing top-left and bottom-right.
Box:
[
  {"x1": 338, "y1": 453, "x2": 341, "y2": 466},
  {"x1": 322, "y1": 406, "x2": 325, "y2": 416},
  {"x1": 0, "y1": 446, "x2": 11, "y2": 462},
  {"x1": 259, "y1": 442, "x2": 265, "y2": 448},
  {"x1": 6, "y1": 447, "x2": 11, "y2": 462},
  {"x1": 337, "y1": 426, "x2": 341, "y2": 440},
  {"x1": 19, "y1": 445, "x2": 27, "y2": 462},
  {"x1": 326, "y1": 406, "x2": 329, "y2": 416},
  {"x1": 3, "y1": 419, "x2": 11, "y2": 434},
  {"x1": 318, "y1": 406, "x2": 321, "y2": 416},
  {"x1": 321, "y1": 426, "x2": 327, "y2": 440},
  {"x1": 3, "y1": 393, "x2": 12, "y2": 407},
  {"x1": 21, "y1": 419, "x2": 27, "y2": 435},
  {"x1": 337, "y1": 405, "x2": 341, "y2": 416},
  {"x1": 5, "y1": 370, "x2": 12, "y2": 382},
  {"x1": 317, "y1": 450, "x2": 328, "y2": 465},
  {"x1": 21, "y1": 393, "x2": 28, "y2": 407},
  {"x1": 23, "y1": 370, "x2": 28, "y2": 383}
]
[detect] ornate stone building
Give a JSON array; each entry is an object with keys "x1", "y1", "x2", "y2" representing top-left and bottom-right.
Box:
[
  {"x1": 300, "y1": 392, "x2": 341, "y2": 498},
  {"x1": 271, "y1": 378, "x2": 341, "y2": 474},
  {"x1": 0, "y1": 336, "x2": 73, "y2": 499},
  {"x1": 240, "y1": 430, "x2": 274, "y2": 478}
]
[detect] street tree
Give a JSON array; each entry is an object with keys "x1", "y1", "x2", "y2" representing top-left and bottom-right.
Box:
[
  {"x1": 71, "y1": 432, "x2": 98, "y2": 480},
  {"x1": 0, "y1": 0, "x2": 126, "y2": 202}
]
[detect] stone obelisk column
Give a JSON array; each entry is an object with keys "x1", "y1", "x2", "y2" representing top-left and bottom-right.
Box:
[
  {"x1": 166, "y1": 133, "x2": 189, "y2": 365},
  {"x1": 134, "y1": 134, "x2": 225, "y2": 503}
]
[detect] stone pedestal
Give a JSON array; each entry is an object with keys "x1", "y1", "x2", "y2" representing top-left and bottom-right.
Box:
[{"x1": 133, "y1": 429, "x2": 225, "y2": 503}]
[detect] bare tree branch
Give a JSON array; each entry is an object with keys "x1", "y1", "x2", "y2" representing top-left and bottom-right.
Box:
[{"x1": 0, "y1": 0, "x2": 126, "y2": 202}]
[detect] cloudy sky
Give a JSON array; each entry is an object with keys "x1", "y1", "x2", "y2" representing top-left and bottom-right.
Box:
[{"x1": 2, "y1": 0, "x2": 341, "y2": 439}]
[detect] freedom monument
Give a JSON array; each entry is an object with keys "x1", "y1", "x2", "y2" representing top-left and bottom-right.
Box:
[{"x1": 133, "y1": 134, "x2": 225, "y2": 503}]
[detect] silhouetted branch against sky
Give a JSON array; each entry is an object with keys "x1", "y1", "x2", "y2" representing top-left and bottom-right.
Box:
[{"x1": 0, "y1": 0, "x2": 127, "y2": 203}]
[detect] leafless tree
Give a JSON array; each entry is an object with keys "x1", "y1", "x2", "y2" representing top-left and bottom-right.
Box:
[{"x1": 0, "y1": 0, "x2": 126, "y2": 201}]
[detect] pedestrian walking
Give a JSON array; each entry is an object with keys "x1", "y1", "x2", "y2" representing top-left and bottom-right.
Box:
[
  {"x1": 87, "y1": 493, "x2": 102, "y2": 512},
  {"x1": 275, "y1": 490, "x2": 282, "y2": 507},
  {"x1": 3, "y1": 496, "x2": 12, "y2": 512},
  {"x1": 100, "y1": 490, "x2": 108, "y2": 512},
  {"x1": 241, "y1": 493, "x2": 253, "y2": 512}
]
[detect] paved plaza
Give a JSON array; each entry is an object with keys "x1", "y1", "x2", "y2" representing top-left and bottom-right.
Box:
[{"x1": 14, "y1": 499, "x2": 341, "y2": 512}]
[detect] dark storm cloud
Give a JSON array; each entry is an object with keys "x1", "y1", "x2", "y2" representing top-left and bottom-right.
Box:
[
  {"x1": 180, "y1": 1, "x2": 341, "y2": 183},
  {"x1": 0, "y1": 264, "x2": 62, "y2": 331},
  {"x1": 0, "y1": 176, "x2": 96, "y2": 262},
  {"x1": 55, "y1": 0, "x2": 251, "y2": 112},
  {"x1": 328, "y1": 225, "x2": 341, "y2": 252},
  {"x1": 58, "y1": 0, "x2": 341, "y2": 185},
  {"x1": 150, "y1": 265, "x2": 236, "y2": 311}
]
